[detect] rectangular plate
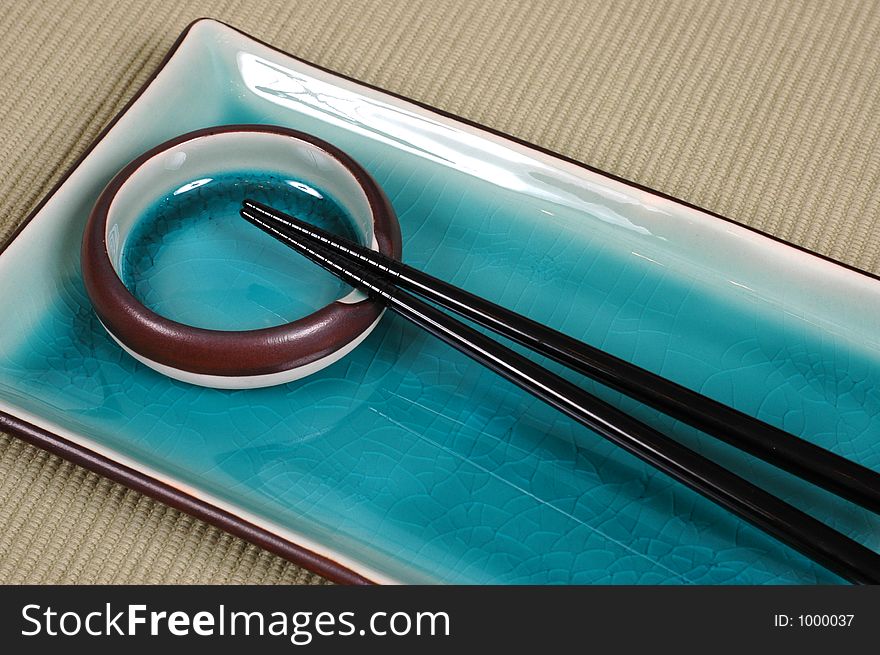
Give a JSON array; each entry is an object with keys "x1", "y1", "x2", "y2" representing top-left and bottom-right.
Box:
[{"x1": 1, "y1": 19, "x2": 879, "y2": 584}]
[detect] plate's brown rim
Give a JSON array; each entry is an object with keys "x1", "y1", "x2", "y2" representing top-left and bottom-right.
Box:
[
  {"x1": 1, "y1": 17, "x2": 878, "y2": 586},
  {"x1": 0, "y1": 411, "x2": 374, "y2": 585}
]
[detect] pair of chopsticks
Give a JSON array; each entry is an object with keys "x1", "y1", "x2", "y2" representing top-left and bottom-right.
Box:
[{"x1": 241, "y1": 199, "x2": 880, "y2": 584}]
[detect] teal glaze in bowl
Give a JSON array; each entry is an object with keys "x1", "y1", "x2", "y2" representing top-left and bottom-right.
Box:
[
  {"x1": 120, "y1": 169, "x2": 360, "y2": 331},
  {"x1": 1, "y1": 20, "x2": 879, "y2": 584}
]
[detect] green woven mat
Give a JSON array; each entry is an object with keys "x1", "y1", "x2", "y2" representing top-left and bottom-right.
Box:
[{"x1": 1, "y1": 0, "x2": 878, "y2": 583}]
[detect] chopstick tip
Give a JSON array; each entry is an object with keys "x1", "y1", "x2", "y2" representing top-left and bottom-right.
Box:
[{"x1": 239, "y1": 207, "x2": 261, "y2": 226}]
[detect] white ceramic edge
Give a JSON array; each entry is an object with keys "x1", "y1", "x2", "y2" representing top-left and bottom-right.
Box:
[
  {"x1": 101, "y1": 314, "x2": 383, "y2": 389},
  {"x1": 106, "y1": 130, "x2": 378, "y2": 263},
  {"x1": 0, "y1": 396, "x2": 401, "y2": 584}
]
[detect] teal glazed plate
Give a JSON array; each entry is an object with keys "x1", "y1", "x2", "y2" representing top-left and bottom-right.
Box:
[{"x1": 2, "y1": 19, "x2": 879, "y2": 584}]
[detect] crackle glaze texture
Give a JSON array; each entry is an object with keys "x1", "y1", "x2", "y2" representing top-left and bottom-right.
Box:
[{"x1": 1, "y1": 20, "x2": 879, "y2": 583}]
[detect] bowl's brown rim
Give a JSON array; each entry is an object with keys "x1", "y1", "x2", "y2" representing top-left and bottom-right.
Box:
[{"x1": 81, "y1": 124, "x2": 402, "y2": 378}]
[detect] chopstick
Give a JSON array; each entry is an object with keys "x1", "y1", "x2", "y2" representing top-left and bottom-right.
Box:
[
  {"x1": 241, "y1": 205, "x2": 880, "y2": 584},
  {"x1": 242, "y1": 199, "x2": 880, "y2": 516}
]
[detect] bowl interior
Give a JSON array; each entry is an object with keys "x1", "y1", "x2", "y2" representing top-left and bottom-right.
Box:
[{"x1": 106, "y1": 131, "x2": 375, "y2": 331}]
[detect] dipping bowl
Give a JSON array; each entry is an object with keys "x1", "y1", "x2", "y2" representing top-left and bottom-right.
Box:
[{"x1": 82, "y1": 125, "x2": 402, "y2": 388}]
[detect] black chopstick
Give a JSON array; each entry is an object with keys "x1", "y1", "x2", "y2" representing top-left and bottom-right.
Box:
[
  {"x1": 241, "y1": 206, "x2": 880, "y2": 584},
  {"x1": 242, "y1": 198, "x2": 880, "y2": 516}
]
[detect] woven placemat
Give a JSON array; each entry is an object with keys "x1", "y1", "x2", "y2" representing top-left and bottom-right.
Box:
[{"x1": 1, "y1": 0, "x2": 878, "y2": 583}]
